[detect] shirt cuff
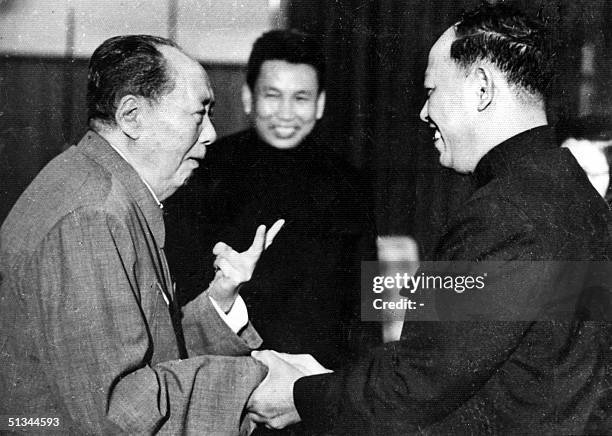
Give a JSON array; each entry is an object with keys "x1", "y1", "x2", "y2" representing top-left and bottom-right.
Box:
[{"x1": 208, "y1": 295, "x2": 249, "y2": 333}]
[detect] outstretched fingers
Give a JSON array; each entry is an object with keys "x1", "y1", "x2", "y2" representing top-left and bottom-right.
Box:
[
  {"x1": 246, "y1": 219, "x2": 285, "y2": 255},
  {"x1": 265, "y1": 219, "x2": 285, "y2": 249},
  {"x1": 246, "y1": 225, "x2": 267, "y2": 256}
]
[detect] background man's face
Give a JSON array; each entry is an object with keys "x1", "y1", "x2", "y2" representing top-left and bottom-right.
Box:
[
  {"x1": 420, "y1": 27, "x2": 479, "y2": 173},
  {"x1": 246, "y1": 60, "x2": 325, "y2": 149},
  {"x1": 139, "y1": 47, "x2": 217, "y2": 199}
]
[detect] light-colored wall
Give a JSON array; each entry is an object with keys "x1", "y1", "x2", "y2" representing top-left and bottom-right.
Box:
[{"x1": 0, "y1": 0, "x2": 277, "y2": 63}]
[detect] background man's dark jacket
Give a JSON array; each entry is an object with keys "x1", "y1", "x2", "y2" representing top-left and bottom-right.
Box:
[
  {"x1": 293, "y1": 126, "x2": 612, "y2": 435},
  {"x1": 165, "y1": 128, "x2": 380, "y2": 370}
]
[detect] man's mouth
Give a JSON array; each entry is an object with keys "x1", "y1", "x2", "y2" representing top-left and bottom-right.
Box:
[
  {"x1": 429, "y1": 127, "x2": 446, "y2": 157},
  {"x1": 272, "y1": 126, "x2": 297, "y2": 138},
  {"x1": 188, "y1": 146, "x2": 207, "y2": 162},
  {"x1": 433, "y1": 129, "x2": 442, "y2": 143},
  {"x1": 186, "y1": 154, "x2": 205, "y2": 167},
  {"x1": 428, "y1": 124, "x2": 442, "y2": 146}
]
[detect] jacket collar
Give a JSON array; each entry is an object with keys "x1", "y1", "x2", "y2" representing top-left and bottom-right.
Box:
[
  {"x1": 473, "y1": 125, "x2": 556, "y2": 187},
  {"x1": 77, "y1": 130, "x2": 166, "y2": 248}
]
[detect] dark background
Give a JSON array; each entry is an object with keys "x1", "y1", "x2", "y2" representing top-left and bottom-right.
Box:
[{"x1": 2, "y1": 0, "x2": 612, "y2": 257}]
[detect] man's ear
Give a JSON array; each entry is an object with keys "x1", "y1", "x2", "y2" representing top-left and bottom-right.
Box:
[
  {"x1": 115, "y1": 95, "x2": 144, "y2": 139},
  {"x1": 241, "y1": 84, "x2": 253, "y2": 115},
  {"x1": 315, "y1": 90, "x2": 326, "y2": 119},
  {"x1": 473, "y1": 66, "x2": 494, "y2": 112}
]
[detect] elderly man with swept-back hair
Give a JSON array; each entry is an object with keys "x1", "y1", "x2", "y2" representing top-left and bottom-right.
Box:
[{"x1": 0, "y1": 34, "x2": 295, "y2": 434}]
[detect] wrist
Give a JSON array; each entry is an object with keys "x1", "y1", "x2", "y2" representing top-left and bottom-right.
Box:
[
  {"x1": 208, "y1": 292, "x2": 236, "y2": 313},
  {"x1": 208, "y1": 280, "x2": 240, "y2": 313}
]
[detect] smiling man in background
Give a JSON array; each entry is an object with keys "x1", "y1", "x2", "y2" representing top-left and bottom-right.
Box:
[{"x1": 165, "y1": 29, "x2": 379, "y2": 381}]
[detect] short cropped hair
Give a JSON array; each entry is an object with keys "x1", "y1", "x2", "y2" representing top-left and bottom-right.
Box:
[
  {"x1": 246, "y1": 29, "x2": 325, "y2": 93},
  {"x1": 451, "y1": 3, "x2": 553, "y2": 98},
  {"x1": 87, "y1": 34, "x2": 180, "y2": 126}
]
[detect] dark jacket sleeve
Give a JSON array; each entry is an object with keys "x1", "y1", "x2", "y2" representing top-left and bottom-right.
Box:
[{"x1": 293, "y1": 196, "x2": 608, "y2": 434}]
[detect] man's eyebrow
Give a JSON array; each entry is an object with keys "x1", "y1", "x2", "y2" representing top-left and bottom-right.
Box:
[{"x1": 260, "y1": 85, "x2": 280, "y2": 92}]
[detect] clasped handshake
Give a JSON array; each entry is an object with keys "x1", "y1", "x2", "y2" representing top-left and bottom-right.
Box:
[{"x1": 208, "y1": 218, "x2": 333, "y2": 430}]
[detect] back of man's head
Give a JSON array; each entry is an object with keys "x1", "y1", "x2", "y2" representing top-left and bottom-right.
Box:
[
  {"x1": 451, "y1": 3, "x2": 553, "y2": 102},
  {"x1": 87, "y1": 34, "x2": 180, "y2": 128},
  {"x1": 246, "y1": 29, "x2": 325, "y2": 93}
]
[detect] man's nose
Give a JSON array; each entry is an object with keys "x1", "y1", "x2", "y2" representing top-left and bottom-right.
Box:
[
  {"x1": 276, "y1": 98, "x2": 294, "y2": 120},
  {"x1": 199, "y1": 116, "x2": 217, "y2": 144},
  {"x1": 419, "y1": 101, "x2": 429, "y2": 123}
]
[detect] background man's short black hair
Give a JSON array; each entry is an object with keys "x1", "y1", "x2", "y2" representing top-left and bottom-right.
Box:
[
  {"x1": 87, "y1": 34, "x2": 180, "y2": 126},
  {"x1": 451, "y1": 2, "x2": 553, "y2": 99},
  {"x1": 246, "y1": 29, "x2": 326, "y2": 93}
]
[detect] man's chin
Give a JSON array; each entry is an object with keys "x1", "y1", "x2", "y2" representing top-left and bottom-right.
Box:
[
  {"x1": 438, "y1": 153, "x2": 452, "y2": 169},
  {"x1": 267, "y1": 138, "x2": 302, "y2": 149},
  {"x1": 265, "y1": 134, "x2": 305, "y2": 150},
  {"x1": 173, "y1": 169, "x2": 197, "y2": 191},
  {"x1": 440, "y1": 159, "x2": 471, "y2": 174},
  {"x1": 181, "y1": 172, "x2": 195, "y2": 186}
]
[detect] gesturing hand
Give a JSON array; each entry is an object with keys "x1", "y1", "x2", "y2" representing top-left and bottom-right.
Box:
[{"x1": 208, "y1": 219, "x2": 284, "y2": 312}]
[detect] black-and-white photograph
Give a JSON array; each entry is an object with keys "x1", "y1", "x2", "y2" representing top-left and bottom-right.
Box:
[{"x1": 1, "y1": 0, "x2": 611, "y2": 434}]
